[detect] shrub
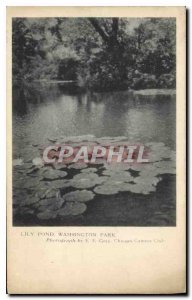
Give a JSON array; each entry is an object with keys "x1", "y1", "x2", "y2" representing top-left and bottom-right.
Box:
[
  {"x1": 57, "y1": 58, "x2": 79, "y2": 81},
  {"x1": 131, "y1": 72, "x2": 157, "y2": 90},
  {"x1": 157, "y1": 73, "x2": 176, "y2": 89}
]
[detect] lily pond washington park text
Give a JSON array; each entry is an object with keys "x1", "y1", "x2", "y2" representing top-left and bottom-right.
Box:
[{"x1": 12, "y1": 17, "x2": 176, "y2": 226}]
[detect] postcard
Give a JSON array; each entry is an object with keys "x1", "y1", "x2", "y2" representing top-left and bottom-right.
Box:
[{"x1": 7, "y1": 6, "x2": 186, "y2": 294}]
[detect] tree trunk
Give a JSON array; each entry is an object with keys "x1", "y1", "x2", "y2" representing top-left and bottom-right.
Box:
[{"x1": 88, "y1": 18, "x2": 119, "y2": 49}]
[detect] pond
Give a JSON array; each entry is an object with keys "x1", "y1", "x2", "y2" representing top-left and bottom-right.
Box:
[{"x1": 12, "y1": 83, "x2": 176, "y2": 226}]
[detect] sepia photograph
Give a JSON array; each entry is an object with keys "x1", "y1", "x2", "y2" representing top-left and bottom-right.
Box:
[{"x1": 12, "y1": 16, "x2": 176, "y2": 226}]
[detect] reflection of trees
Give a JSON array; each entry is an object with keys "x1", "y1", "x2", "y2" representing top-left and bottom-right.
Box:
[
  {"x1": 124, "y1": 94, "x2": 176, "y2": 147},
  {"x1": 12, "y1": 86, "x2": 28, "y2": 116},
  {"x1": 13, "y1": 83, "x2": 65, "y2": 116},
  {"x1": 84, "y1": 91, "x2": 136, "y2": 137},
  {"x1": 101, "y1": 92, "x2": 130, "y2": 136},
  {"x1": 58, "y1": 83, "x2": 83, "y2": 95},
  {"x1": 76, "y1": 93, "x2": 92, "y2": 113}
]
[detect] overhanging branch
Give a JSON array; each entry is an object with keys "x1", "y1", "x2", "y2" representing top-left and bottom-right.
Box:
[{"x1": 88, "y1": 18, "x2": 109, "y2": 43}]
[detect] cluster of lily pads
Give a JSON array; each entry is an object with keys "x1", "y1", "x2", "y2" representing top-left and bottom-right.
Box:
[{"x1": 13, "y1": 135, "x2": 176, "y2": 220}]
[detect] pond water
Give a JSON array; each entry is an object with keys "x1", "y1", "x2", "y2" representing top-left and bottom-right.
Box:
[{"x1": 12, "y1": 83, "x2": 176, "y2": 226}]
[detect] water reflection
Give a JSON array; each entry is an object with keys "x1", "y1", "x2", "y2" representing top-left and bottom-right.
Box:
[
  {"x1": 12, "y1": 83, "x2": 176, "y2": 226},
  {"x1": 13, "y1": 83, "x2": 176, "y2": 159}
]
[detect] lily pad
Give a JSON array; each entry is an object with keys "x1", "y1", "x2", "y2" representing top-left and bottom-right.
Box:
[
  {"x1": 102, "y1": 170, "x2": 133, "y2": 182},
  {"x1": 23, "y1": 178, "x2": 41, "y2": 189},
  {"x1": 105, "y1": 163, "x2": 130, "y2": 171},
  {"x1": 58, "y1": 202, "x2": 87, "y2": 216},
  {"x1": 38, "y1": 196, "x2": 64, "y2": 211},
  {"x1": 133, "y1": 176, "x2": 161, "y2": 187},
  {"x1": 53, "y1": 163, "x2": 67, "y2": 170},
  {"x1": 94, "y1": 185, "x2": 119, "y2": 195},
  {"x1": 19, "y1": 207, "x2": 35, "y2": 215},
  {"x1": 13, "y1": 159, "x2": 23, "y2": 166},
  {"x1": 146, "y1": 143, "x2": 176, "y2": 162},
  {"x1": 20, "y1": 195, "x2": 39, "y2": 207},
  {"x1": 36, "y1": 179, "x2": 71, "y2": 190},
  {"x1": 13, "y1": 175, "x2": 27, "y2": 189},
  {"x1": 81, "y1": 168, "x2": 97, "y2": 173},
  {"x1": 68, "y1": 163, "x2": 88, "y2": 170},
  {"x1": 48, "y1": 138, "x2": 57, "y2": 143},
  {"x1": 130, "y1": 164, "x2": 146, "y2": 172},
  {"x1": 139, "y1": 164, "x2": 160, "y2": 177},
  {"x1": 154, "y1": 160, "x2": 175, "y2": 173},
  {"x1": 130, "y1": 182, "x2": 156, "y2": 194},
  {"x1": 71, "y1": 173, "x2": 107, "y2": 189},
  {"x1": 43, "y1": 169, "x2": 67, "y2": 180},
  {"x1": 32, "y1": 157, "x2": 44, "y2": 166},
  {"x1": 50, "y1": 179, "x2": 72, "y2": 189},
  {"x1": 63, "y1": 190, "x2": 95, "y2": 202},
  {"x1": 26, "y1": 167, "x2": 40, "y2": 176},
  {"x1": 37, "y1": 188, "x2": 58, "y2": 200},
  {"x1": 19, "y1": 163, "x2": 34, "y2": 171},
  {"x1": 13, "y1": 189, "x2": 29, "y2": 205},
  {"x1": 21, "y1": 208, "x2": 35, "y2": 214},
  {"x1": 37, "y1": 209, "x2": 58, "y2": 220}
]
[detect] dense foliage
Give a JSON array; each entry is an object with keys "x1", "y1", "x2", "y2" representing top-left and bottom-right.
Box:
[{"x1": 12, "y1": 17, "x2": 176, "y2": 91}]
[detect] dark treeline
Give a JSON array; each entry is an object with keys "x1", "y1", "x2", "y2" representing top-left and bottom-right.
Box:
[{"x1": 12, "y1": 17, "x2": 176, "y2": 92}]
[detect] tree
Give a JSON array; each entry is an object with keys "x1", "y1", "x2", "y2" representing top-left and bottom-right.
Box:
[
  {"x1": 12, "y1": 18, "x2": 38, "y2": 78},
  {"x1": 88, "y1": 18, "x2": 119, "y2": 48},
  {"x1": 12, "y1": 17, "x2": 176, "y2": 90}
]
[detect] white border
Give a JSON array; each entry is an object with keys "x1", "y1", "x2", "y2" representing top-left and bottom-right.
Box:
[{"x1": 1, "y1": 0, "x2": 190, "y2": 298}]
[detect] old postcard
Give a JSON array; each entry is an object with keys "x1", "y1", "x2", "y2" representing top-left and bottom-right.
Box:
[{"x1": 7, "y1": 6, "x2": 186, "y2": 294}]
